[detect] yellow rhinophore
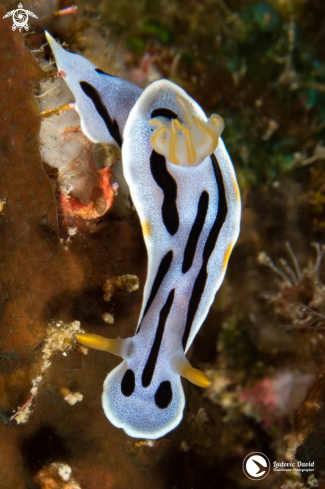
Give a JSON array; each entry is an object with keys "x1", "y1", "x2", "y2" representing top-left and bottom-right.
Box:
[
  {"x1": 148, "y1": 95, "x2": 225, "y2": 167},
  {"x1": 172, "y1": 353, "x2": 212, "y2": 388},
  {"x1": 75, "y1": 333, "x2": 130, "y2": 359}
]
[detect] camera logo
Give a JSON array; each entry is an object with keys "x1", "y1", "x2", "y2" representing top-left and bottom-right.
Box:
[{"x1": 243, "y1": 452, "x2": 271, "y2": 480}]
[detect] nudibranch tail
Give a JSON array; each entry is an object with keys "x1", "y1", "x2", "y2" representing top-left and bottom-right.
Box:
[
  {"x1": 75, "y1": 333, "x2": 133, "y2": 359},
  {"x1": 172, "y1": 354, "x2": 212, "y2": 388},
  {"x1": 148, "y1": 93, "x2": 225, "y2": 167}
]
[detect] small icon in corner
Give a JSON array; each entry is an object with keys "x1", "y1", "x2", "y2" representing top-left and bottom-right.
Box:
[
  {"x1": 3, "y1": 3, "x2": 38, "y2": 32},
  {"x1": 243, "y1": 452, "x2": 271, "y2": 480}
]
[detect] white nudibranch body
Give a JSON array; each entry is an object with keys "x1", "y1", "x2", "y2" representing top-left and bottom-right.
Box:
[{"x1": 46, "y1": 31, "x2": 241, "y2": 439}]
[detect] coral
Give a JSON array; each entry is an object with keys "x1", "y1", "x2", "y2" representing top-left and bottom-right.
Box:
[
  {"x1": 258, "y1": 242, "x2": 325, "y2": 330},
  {"x1": 42, "y1": 321, "x2": 86, "y2": 360},
  {"x1": 0, "y1": 15, "x2": 148, "y2": 475},
  {"x1": 302, "y1": 160, "x2": 325, "y2": 234},
  {"x1": 280, "y1": 375, "x2": 325, "y2": 486},
  {"x1": 101, "y1": 312, "x2": 114, "y2": 324},
  {"x1": 0, "y1": 3, "x2": 84, "y2": 419},
  {"x1": 60, "y1": 388, "x2": 83, "y2": 406},
  {"x1": 11, "y1": 321, "x2": 86, "y2": 424},
  {"x1": 103, "y1": 274, "x2": 140, "y2": 302},
  {"x1": 239, "y1": 370, "x2": 314, "y2": 429},
  {"x1": 39, "y1": 70, "x2": 118, "y2": 230},
  {"x1": 34, "y1": 462, "x2": 81, "y2": 489},
  {"x1": 205, "y1": 366, "x2": 313, "y2": 433},
  {"x1": 307, "y1": 474, "x2": 319, "y2": 488},
  {"x1": 100, "y1": 0, "x2": 325, "y2": 187}
]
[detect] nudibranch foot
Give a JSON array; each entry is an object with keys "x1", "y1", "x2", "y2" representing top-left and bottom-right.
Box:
[
  {"x1": 75, "y1": 333, "x2": 134, "y2": 359},
  {"x1": 148, "y1": 95, "x2": 225, "y2": 167},
  {"x1": 171, "y1": 353, "x2": 212, "y2": 388}
]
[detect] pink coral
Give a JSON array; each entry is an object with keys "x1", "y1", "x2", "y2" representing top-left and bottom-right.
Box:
[{"x1": 239, "y1": 371, "x2": 314, "y2": 429}]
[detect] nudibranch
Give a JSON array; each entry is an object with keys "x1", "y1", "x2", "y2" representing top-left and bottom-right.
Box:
[
  {"x1": 46, "y1": 32, "x2": 241, "y2": 439},
  {"x1": 44, "y1": 31, "x2": 142, "y2": 148}
]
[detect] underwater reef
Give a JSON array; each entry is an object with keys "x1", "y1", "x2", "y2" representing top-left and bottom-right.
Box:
[{"x1": 1, "y1": 0, "x2": 325, "y2": 488}]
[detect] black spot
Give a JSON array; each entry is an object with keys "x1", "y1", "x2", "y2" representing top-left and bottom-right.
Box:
[
  {"x1": 142, "y1": 289, "x2": 175, "y2": 387},
  {"x1": 151, "y1": 108, "x2": 178, "y2": 120},
  {"x1": 79, "y1": 81, "x2": 122, "y2": 148},
  {"x1": 155, "y1": 381, "x2": 172, "y2": 409},
  {"x1": 182, "y1": 191, "x2": 209, "y2": 274},
  {"x1": 182, "y1": 154, "x2": 228, "y2": 349},
  {"x1": 95, "y1": 68, "x2": 116, "y2": 77},
  {"x1": 150, "y1": 151, "x2": 179, "y2": 235},
  {"x1": 137, "y1": 250, "x2": 173, "y2": 333},
  {"x1": 121, "y1": 369, "x2": 135, "y2": 397}
]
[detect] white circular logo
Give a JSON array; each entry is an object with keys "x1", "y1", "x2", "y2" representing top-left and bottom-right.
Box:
[
  {"x1": 3, "y1": 3, "x2": 38, "y2": 32},
  {"x1": 243, "y1": 452, "x2": 271, "y2": 480}
]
